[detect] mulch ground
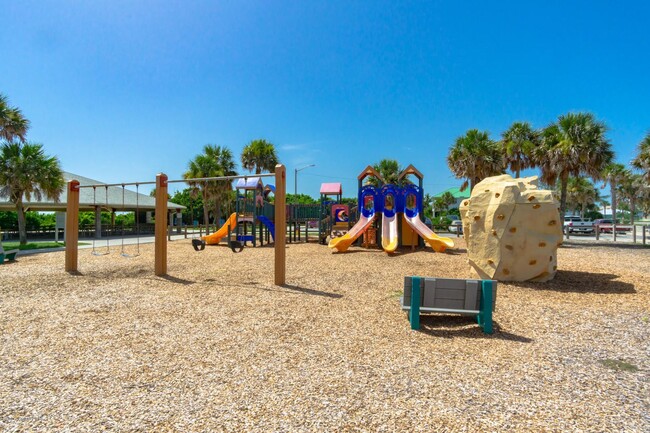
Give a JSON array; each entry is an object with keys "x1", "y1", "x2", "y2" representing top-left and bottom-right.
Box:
[{"x1": 1, "y1": 238, "x2": 648, "y2": 432}]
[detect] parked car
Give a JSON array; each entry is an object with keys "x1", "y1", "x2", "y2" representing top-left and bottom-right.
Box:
[
  {"x1": 448, "y1": 220, "x2": 463, "y2": 234},
  {"x1": 563, "y1": 216, "x2": 594, "y2": 234},
  {"x1": 593, "y1": 219, "x2": 630, "y2": 234}
]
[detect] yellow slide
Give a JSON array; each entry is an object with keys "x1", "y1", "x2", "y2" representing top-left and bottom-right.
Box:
[
  {"x1": 328, "y1": 213, "x2": 376, "y2": 252},
  {"x1": 403, "y1": 213, "x2": 454, "y2": 253},
  {"x1": 202, "y1": 213, "x2": 237, "y2": 245},
  {"x1": 381, "y1": 213, "x2": 398, "y2": 253}
]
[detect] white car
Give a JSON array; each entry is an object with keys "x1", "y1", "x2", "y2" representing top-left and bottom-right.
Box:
[{"x1": 448, "y1": 220, "x2": 463, "y2": 233}]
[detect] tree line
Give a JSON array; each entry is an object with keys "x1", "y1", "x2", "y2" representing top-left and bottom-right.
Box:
[
  {"x1": 3, "y1": 93, "x2": 650, "y2": 245},
  {"x1": 446, "y1": 113, "x2": 650, "y2": 222}
]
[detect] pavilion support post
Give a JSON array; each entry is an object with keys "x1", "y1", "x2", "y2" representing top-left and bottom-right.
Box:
[
  {"x1": 155, "y1": 173, "x2": 168, "y2": 276},
  {"x1": 274, "y1": 164, "x2": 286, "y2": 285},
  {"x1": 65, "y1": 180, "x2": 80, "y2": 273}
]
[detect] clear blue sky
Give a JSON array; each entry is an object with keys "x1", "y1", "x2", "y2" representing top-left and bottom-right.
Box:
[{"x1": 2, "y1": 0, "x2": 649, "y2": 198}]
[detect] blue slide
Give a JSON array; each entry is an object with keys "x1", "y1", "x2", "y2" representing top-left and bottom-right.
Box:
[{"x1": 257, "y1": 215, "x2": 275, "y2": 240}]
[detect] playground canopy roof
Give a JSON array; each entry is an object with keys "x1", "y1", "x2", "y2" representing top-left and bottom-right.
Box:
[
  {"x1": 235, "y1": 177, "x2": 264, "y2": 190},
  {"x1": 0, "y1": 171, "x2": 185, "y2": 212},
  {"x1": 320, "y1": 183, "x2": 342, "y2": 195}
]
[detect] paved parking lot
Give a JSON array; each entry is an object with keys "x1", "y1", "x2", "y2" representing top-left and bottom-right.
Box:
[{"x1": 563, "y1": 227, "x2": 650, "y2": 244}]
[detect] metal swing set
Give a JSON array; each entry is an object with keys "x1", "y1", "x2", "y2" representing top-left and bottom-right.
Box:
[
  {"x1": 65, "y1": 166, "x2": 287, "y2": 285},
  {"x1": 89, "y1": 183, "x2": 143, "y2": 258}
]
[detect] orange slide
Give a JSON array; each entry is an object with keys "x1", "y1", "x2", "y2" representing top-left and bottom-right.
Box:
[{"x1": 202, "y1": 213, "x2": 237, "y2": 245}]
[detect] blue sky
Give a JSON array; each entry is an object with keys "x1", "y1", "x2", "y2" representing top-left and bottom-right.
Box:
[{"x1": 2, "y1": 0, "x2": 649, "y2": 198}]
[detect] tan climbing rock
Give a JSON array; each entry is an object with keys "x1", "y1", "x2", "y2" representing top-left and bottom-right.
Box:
[{"x1": 460, "y1": 174, "x2": 563, "y2": 282}]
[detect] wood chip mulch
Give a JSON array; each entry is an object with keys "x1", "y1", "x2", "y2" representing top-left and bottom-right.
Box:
[{"x1": 1, "y1": 238, "x2": 648, "y2": 432}]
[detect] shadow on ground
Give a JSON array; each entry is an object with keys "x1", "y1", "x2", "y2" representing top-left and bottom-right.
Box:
[
  {"x1": 280, "y1": 284, "x2": 343, "y2": 299},
  {"x1": 508, "y1": 270, "x2": 636, "y2": 294},
  {"x1": 160, "y1": 275, "x2": 195, "y2": 285},
  {"x1": 417, "y1": 315, "x2": 532, "y2": 342}
]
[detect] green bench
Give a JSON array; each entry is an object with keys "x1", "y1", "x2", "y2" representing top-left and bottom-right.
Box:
[
  {"x1": 401, "y1": 276, "x2": 497, "y2": 334},
  {"x1": 0, "y1": 244, "x2": 18, "y2": 264}
]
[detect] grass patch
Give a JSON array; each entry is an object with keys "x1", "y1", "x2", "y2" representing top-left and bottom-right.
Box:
[
  {"x1": 599, "y1": 359, "x2": 639, "y2": 372},
  {"x1": 2, "y1": 241, "x2": 88, "y2": 251}
]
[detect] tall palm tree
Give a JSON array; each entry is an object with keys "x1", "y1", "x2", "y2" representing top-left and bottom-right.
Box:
[
  {"x1": 565, "y1": 177, "x2": 599, "y2": 219},
  {"x1": 533, "y1": 113, "x2": 614, "y2": 218},
  {"x1": 184, "y1": 145, "x2": 237, "y2": 231},
  {"x1": 617, "y1": 173, "x2": 645, "y2": 224},
  {"x1": 365, "y1": 159, "x2": 402, "y2": 187},
  {"x1": 632, "y1": 132, "x2": 650, "y2": 183},
  {"x1": 0, "y1": 142, "x2": 64, "y2": 244},
  {"x1": 0, "y1": 94, "x2": 30, "y2": 143},
  {"x1": 598, "y1": 198, "x2": 610, "y2": 218},
  {"x1": 433, "y1": 191, "x2": 457, "y2": 216},
  {"x1": 500, "y1": 121, "x2": 540, "y2": 178},
  {"x1": 601, "y1": 162, "x2": 628, "y2": 222},
  {"x1": 447, "y1": 129, "x2": 504, "y2": 192},
  {"x1": 241, "y1": 139, "x2": 279, "y2": 174}
]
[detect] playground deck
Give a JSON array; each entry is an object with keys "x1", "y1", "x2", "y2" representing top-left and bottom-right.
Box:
[{"x1": 1, "y1": 240, "x2": 648, "y2": 432}]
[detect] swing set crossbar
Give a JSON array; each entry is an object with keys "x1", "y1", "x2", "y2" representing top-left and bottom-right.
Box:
[
  {"x1": 77, "y1": 181, "x2": 156, "y2": 189},
  {"x1": 168, "y1": 173, "x2": 275, "y2": 184}
]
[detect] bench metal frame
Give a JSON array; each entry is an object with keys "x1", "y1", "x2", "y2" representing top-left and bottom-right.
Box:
[{"x1": 401, "y1": 276, "x2": 496, "y2": 334}]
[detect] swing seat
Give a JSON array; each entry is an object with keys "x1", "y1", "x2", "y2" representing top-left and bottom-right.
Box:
[
  {"x1": 192, "y1": 239, "x2": 206, "y2": 251},
  {"x1": 230, "y1": 240, "x2": 244, "y2": 253}
]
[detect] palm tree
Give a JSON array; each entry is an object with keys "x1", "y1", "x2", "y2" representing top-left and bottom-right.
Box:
[
  {"x1": 0, "y1": 94, "x2": 30, "y2": 143},
  {"x1": 565, "y1": 177, "x2": 599, "y2": 218},
  {"x1": 0, "y1": 142, "x2": 64, "y2": 244},
  {"x1": 241, "y1": 139, "x2": 279, "y2": 174},
  {"x1": 366, "y1": 159, "x2": 402, "y2": 187},
  {"x1": 447, "y1": 129, "x2": 504, "y2": 192},
  {"x1": 617, "y1": 173, "x2": 645, "y2": 224},
  {"x1": 601, "y1": 162, "x2": 628, "y2": 222},
  {"x1": 433, "y1": 191, "x2": 457, "y2": 216},
  {"x1": 184, "y1": 145, "x2": 237, "y2": 231},
  {"x1": 598, "y1": 198, "x2": 610, "y2": 218},
  {"x1": 632, "y1": 132, "x2": 650, "y2": 183},
  {"x1": 533, "y1": 113, "x2": 614, "y2": 218},
  {"x1": 638, "y1": 187, "x2": 650, "y2": 219},
  {"x1": 500, "y1": 121, "x2": 540, "y2": 178}
]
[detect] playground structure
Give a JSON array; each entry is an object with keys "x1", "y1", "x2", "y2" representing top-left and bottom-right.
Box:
[
  {"x1": 318, "y1": 183, "x2": 350, "y2": 244},
  {"x1": 199, "y1": 177, "x2": 276, "y2": 249},
  {"x1": 199, "y1": 178, "x2": 335, "y2": 248},
  {"x1": 460, "y1": 174, "x2": 563, "y2": 282},
  {"x1": 328, "y1": 165, "x2": 454, "y2": 253},
  {"x1": 65, "y1": 165, "x2": 288, "y2": 285}
]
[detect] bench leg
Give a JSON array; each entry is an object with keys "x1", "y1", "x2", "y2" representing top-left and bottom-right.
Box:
[
  {"x1": 477, "y1": 280, "x2": 494, "y2": 334},
  {"x1": 410, "y1": 276, "x2": 421, "y2": 330},
  {"x1": 0, "y1": 253, "x2": 4, "y2": 263}
]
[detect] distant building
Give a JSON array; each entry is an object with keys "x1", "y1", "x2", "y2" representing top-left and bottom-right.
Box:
[{"x1": 432, "y1": 187, "x2": 470, "y2": 211}]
